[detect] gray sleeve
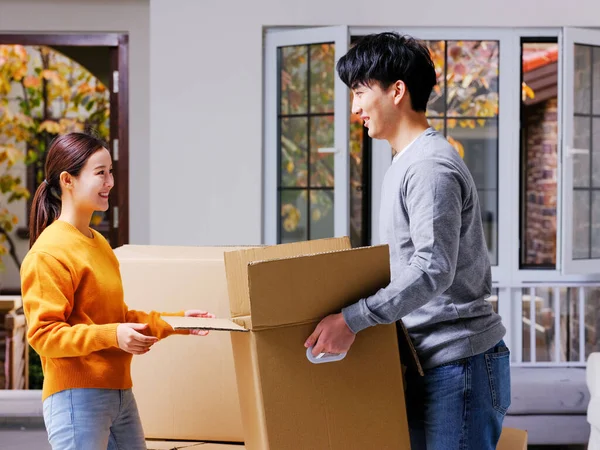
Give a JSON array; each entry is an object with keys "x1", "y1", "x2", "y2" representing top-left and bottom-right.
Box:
[{"x1": 342, "y1": 160, "x2": 464, "y2": 334}]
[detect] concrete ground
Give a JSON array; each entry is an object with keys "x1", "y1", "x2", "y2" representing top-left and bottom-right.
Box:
[
  {"x1": 0, "y1": 390, "x2": 589, "y2": 450},
  {"x1": 0, "y1": 426, "x2": 50, "y2": 450}
]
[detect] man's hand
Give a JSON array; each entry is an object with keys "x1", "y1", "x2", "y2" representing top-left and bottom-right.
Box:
[
  {"x1": 184, "y1": 309, "x2": 216, "y2": 336},
  {"x1": 304, "y1": 313, "x2": 356, "y2": 357},
  {"x1": 117, "y1": 323, "x2": 158, "y2": 355}
]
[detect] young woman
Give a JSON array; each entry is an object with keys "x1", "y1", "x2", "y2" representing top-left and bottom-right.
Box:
[{"x1": 21, "y1": 132, "x2": 212, "y2": 450}]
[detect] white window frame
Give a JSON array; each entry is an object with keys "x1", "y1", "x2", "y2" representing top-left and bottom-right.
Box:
[
  {"x1": 263, "y1": 26, "x2": 349, "y2": 245},
  {"x1": 560, "y1": 28, "x2": 600, "y2": 275},
  {"x1": 264, "y1": 26, "x2": 600, "y2": 364}
]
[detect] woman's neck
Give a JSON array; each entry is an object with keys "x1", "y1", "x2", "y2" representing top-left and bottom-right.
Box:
[{"x1": 57, "y1": 206, "x2": 93, "y2": 239}]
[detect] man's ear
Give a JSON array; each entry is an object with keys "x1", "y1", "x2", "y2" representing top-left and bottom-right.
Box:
[{"x1": 393, "y1": 80, "x2": 407, "y2": 106}]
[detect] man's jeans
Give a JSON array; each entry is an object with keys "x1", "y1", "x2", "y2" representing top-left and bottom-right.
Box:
[
  {"x1": 405, "y1": 340, "x2": 511, "y2": 450},
  {"x1": 42, "y1": 388, "x2": 146, "y2": 450}
]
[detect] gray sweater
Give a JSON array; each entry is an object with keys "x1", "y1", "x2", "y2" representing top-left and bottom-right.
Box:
[{"x1": 342, "y1": 128, "x2": 506, "y2": 369}]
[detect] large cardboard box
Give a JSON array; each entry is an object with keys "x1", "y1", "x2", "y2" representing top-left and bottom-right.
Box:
[
  {"x1": 165, "y1": 240, "x2": 411, "y2": 450},
  {"x1": 497, "y1": 427, "x2": 527, "y2": 450},
  {"x1": 115, "y1": 245, "x2": 248, "y2": 442}
]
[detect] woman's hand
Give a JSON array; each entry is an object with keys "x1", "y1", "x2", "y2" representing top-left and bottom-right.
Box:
[
  {"x1": 117, "y1": 323, "x2": 158, "y2": 354},
  {"x1": 184, "y1": 309, "x2": 216, "y2": 336}
]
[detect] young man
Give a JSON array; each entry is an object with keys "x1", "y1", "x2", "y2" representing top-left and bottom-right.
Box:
[{"x1": 304, "y1": 32, "x2": 511, "y2": 449}]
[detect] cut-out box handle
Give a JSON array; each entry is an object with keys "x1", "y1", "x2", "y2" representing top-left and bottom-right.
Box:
[{"x1": 306, "y1": 346, "x2": 347, "y2": 364}]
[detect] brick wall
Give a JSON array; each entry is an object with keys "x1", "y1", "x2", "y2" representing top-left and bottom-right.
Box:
[{"x1": 524, "y1": 98, "x2": 558, "y2": 266}]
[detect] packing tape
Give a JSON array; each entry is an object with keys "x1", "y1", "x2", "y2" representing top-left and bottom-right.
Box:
[{"x1": 306, "y1": 347, "x2": 347, "y2": 364}]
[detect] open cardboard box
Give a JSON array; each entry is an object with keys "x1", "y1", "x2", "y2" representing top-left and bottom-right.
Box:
[{"x1": 162, "y1": 238, "x2": 415, "y2": 450}]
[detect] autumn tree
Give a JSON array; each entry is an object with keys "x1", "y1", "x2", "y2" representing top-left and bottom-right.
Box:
[{"x1": 0, "y1": 44, "x2": 109, "y2": 269}]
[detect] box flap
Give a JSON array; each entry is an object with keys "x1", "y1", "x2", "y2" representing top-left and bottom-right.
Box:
[
  {"x1": 244, "y1": 245, "x2": 389, "y2": 330},
  {"x1": 224, "y1": 237, "x2": 351, "y2": 318},
  {"x1": 245, "y1": 323, "x2": 409, "y2": 448},
  {"x1": 162, "y1": 316, "x2": 248, "y2": 332}
]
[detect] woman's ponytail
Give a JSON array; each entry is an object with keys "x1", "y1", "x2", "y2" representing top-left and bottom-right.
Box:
[{"x1": 28, "y1": 180, "x2": 61, "y2": 247}]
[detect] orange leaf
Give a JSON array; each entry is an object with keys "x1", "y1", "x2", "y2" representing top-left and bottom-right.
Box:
[{"x1": 23, "y1": 75, "x2": 41, "y2": 89}]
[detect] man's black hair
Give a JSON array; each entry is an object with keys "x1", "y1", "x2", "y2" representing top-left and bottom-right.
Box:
[{"x1": 337, "y1": 32, "x2": 437, "y2": 112}]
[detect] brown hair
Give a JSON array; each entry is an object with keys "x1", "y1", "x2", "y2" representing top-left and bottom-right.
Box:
[{"x1": 29, "y1": 132, "x2": 107, "y2": 247}]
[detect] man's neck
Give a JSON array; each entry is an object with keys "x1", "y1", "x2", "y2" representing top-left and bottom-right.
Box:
[{"x1": 389, "y1": 113, "x2": 431, "y2": 157}]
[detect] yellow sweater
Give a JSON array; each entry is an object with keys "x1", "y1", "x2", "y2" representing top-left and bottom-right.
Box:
[{"x1": 21, "y1": 220, "x2": 182, "y2": 401}]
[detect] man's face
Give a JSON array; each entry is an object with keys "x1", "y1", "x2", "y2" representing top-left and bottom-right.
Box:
[{"x1": 351, "y1": 81, "x2": 399, "y2": 140}]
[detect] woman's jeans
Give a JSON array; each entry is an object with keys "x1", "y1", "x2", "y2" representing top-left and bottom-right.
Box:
[
  {"x1": 405, "y1": 340, "x2": 511, "y2": 450},
  {"x1": 43, "y1": 388, "x2": 146, "y2": 450}
]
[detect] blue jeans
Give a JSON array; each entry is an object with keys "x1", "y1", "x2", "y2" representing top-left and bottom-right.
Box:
[
  {"x1": 42, "y1": 388, "x2": 146, "y2": 450},
  {"x1": 405, "y1": 340, "x2": 511, "y2": 450}
]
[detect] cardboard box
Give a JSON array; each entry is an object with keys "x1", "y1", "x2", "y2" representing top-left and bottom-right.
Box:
[
  {"x1": 115, "y1": 245, "x2": 247, "y2": 442},
  {"x1": 146, "y1": 442, "x2": 245, "y2": 450},
  {"x1": 497, "y1": 427, "x2": 528, "y2": 450},
  {"x1": 165, "y1": 239, "x2": 411, "y2": 450}
]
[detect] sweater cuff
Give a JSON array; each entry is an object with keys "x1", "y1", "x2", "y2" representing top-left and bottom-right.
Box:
[
  {"x1": 161, "y1": 310, "x2": 185, "y2": 317},
  {"x1": 94, "y1": 324, "x2": 119, "y2": 349},
  {"x1": 342, "y1": 300, "x2": 376, "y2": 334}
]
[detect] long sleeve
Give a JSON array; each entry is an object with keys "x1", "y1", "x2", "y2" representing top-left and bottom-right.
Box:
[
  {"x1": 125, "y1": 309, "x2": 185, "y2": 339},
  {"x1": 22, "y1": 252, "x2": 119, "y2": 358},
  {"x1": 342, "y1": 160, "x2": 463, "y2": 333}
]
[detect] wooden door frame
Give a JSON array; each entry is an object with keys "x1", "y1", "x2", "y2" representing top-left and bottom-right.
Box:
[{"x1": 0, "y1": 33, "x2": 130, "y2": 247}]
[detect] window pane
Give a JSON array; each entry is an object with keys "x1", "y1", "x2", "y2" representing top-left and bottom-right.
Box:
[
  {"x1": 310, "y1": 190, "x2": 334, "y2": 239},
  {"x1": 593, "y1": 191, "x2": 600, "y2": 258},
  {"x1": 350, "y1": 113, "x2": 366, "y2": 248},
  {"x1": 280, "y1": 46, "x2": 308, "y2": 115},
  {"x1": 574, "y1": 116, "x2": 591, "y2": 188},
  {"x1": 486, "y1": 288, "x2": 499, "y2": 314},
  {"x1": 423, "y1": 39, "x2": 500, "y2": 266},
  {"x1": 446, "y1": 41, "x2": 499, "y2": 118},
  {"x1": 594, "y1": 47, "x2": 600, "y2": 114},
  {"x1": 426, "y1": 40, "x2": 445, "y2": 117},
  {"x1": 520, "y1": 42, "x2": 559, "y2": 268},
  {"x1": 447, "y1": 119, "x2": 498, "y2": 264},
  {"x1": 522, "y1": 94, "x2": 558, "y2": 266},
  {"x1": 593, "y1": 118, "x2": 600, "y2": 187},
  {"x1": 449, "y1": 120, "x2": 497, "y2": 189},
  {"x1": 573, "y1": 190, "x2": 590, "y2": 260},
  {"x1": 569, "y1": 287, "x2": 600, "y2": 362},
  {"x1": 521, "y1": 288, "x2": 567, "y2": 363},
  {"x1": 280, "y1": 190, "x2": 308, "y2": 243},
  {"x1": 309, "y1": 116, "x2": 334, "y2": 187},
  {"x1": 280, "y1": 117, "x2": 308, "y2": 187},
  {"x1": 310, "y1": 43, "x2": 335, "y2": 114},
  {"x1": 574, "y1": 45, "x2": 591, "y2": 115},
  {"x1": 584, "y1": 288, "x2": 600, "y2": 359},
  {"x1": 478, "y1": 190, "x2": 498, "y2": 265}
]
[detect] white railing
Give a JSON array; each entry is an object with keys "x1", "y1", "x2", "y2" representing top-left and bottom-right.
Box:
[{"x1": 492, "y1": 283, "x2": 599, "y2": 368}]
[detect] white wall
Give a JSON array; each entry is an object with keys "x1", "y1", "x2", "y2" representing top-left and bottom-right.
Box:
[
  {"x1": 149, "y1": 0, "x2": 600, "y2": 246},
  {"x1": 0, "y1": 0, "x2": 149, "y2": 288}
]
